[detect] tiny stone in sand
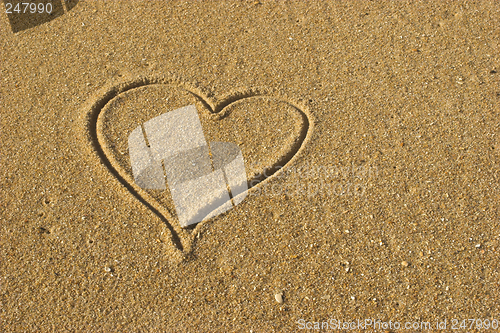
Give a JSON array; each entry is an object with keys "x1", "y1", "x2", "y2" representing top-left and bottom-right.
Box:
[{"x1": 275, "y1": 293, "x2": 283, "y2": 304}]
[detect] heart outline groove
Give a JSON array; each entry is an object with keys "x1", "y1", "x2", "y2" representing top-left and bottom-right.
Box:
[{"x1": 82, "y1": 74, "x2": 313, "y2": 260}]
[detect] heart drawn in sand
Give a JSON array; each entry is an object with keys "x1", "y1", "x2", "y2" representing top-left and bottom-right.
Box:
[{"x1": 84, "y1": 75, "x2": 312, "y2": 258}]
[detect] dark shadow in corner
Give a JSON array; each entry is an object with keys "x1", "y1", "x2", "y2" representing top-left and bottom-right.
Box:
[{"x1": 4, "y1": 0, "x2": 78, "y2": 33}]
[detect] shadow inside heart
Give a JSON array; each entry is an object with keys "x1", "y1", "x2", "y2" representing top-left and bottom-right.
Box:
[{"x1": 85, "y1": 75, "x2": 311, "y2": 257}]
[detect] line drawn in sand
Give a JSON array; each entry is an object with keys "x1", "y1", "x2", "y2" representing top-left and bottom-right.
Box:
[{"x1": 84, "y1": 75, "x2": 313, "y2": 260}]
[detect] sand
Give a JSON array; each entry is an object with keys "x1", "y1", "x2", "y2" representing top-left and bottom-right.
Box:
[{"x1": 1, "y1": 0, "x2": 499, "y2": 331}]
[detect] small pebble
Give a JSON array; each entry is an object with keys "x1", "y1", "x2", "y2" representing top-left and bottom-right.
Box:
[
  {"x1": 275, "y1": 293, "x2": 283, "y2": 304},
  {"x1": 401, "y1": 261, "x2": 409, "y2": 267},
  {"x1": 104, "y1": 267, "x2": 112, "y2": 272},
  {"x1": 475, "y1": 244, "x2": 481, "y2": 248}
]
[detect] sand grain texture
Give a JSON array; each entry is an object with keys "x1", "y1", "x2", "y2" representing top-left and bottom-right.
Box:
[{"x1": 1, "y1": 1, "x2": 499, "y2": 332}]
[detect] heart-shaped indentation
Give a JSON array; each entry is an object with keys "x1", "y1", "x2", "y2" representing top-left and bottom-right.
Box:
[{"x1": 84, "y1": 75, "x2": 312, "y2": 258}]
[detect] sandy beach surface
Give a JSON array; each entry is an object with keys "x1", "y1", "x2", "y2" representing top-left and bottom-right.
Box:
[{"x1": 1, "y1": 1, "x2": 499, "y2": 331}]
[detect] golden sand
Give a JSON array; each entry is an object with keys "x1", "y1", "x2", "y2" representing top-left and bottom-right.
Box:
[{"x1": 1, "y1": 1, "x2": 499, "y2": 331}]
